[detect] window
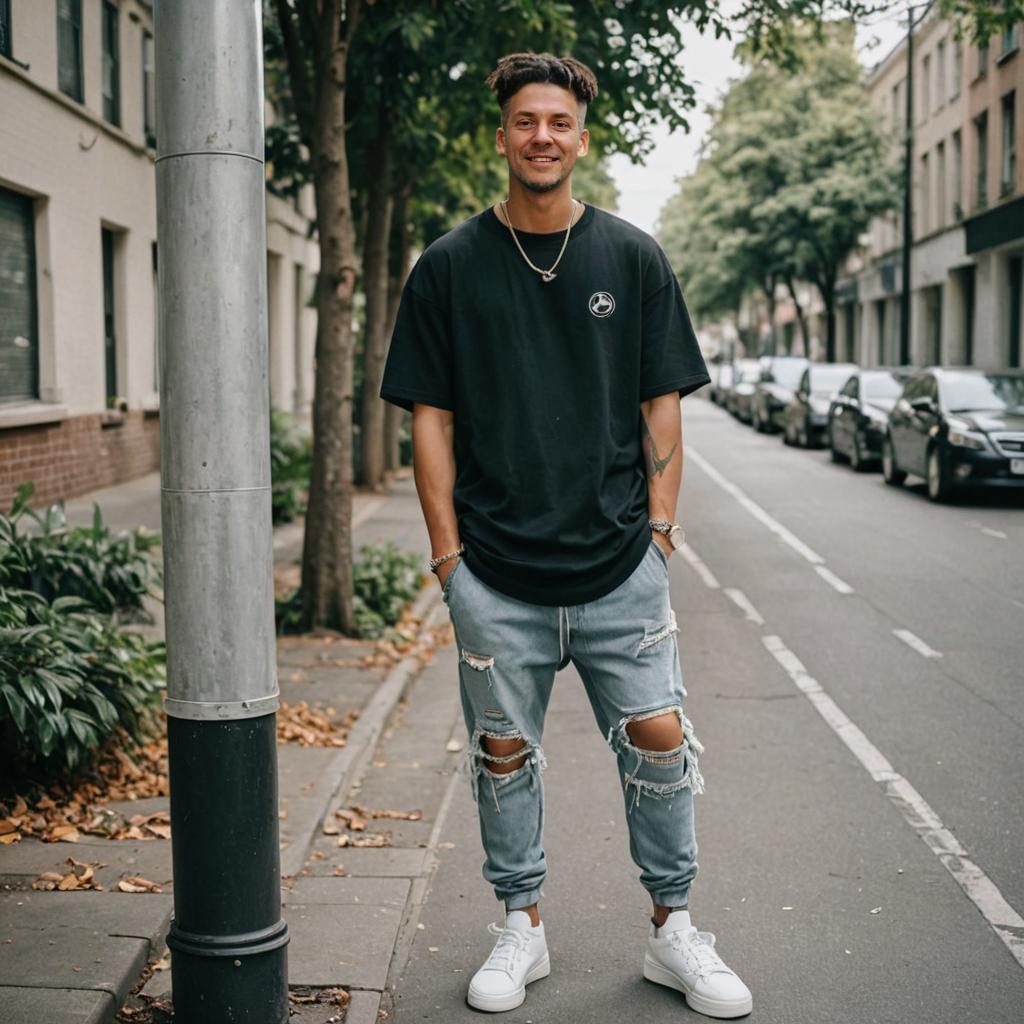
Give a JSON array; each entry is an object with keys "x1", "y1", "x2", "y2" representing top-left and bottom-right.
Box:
[
  {"x1": 936, "y1": 141, "x2": 946, "y2": 229},
  {"x1": 57, "y1": 0, "x2": 83, "y2": 102},
  {"x1": 0, "y1": 187, "x2": 39, "y2": 404},
  {"x1": 978, "y1": 39, "x2": 989, "y2": 78},
  {"x1": 951, "y1": 41, "x2": 962, "y2": 100},
  {"x1": 936, "y1": 40, "x2": 946, "y2": 109},
  {"x1": 102, "y1": 229, "x2": 118, "y2": 401},
  {"x1": 976, "y1": 111, "x2": 988, "y2": 209},
  {"x1": 921, "y1": 55, "x2": 930, "y2": 122},
  {"x1": 1002, "y1": 91, "x2": 1016, "y2": 197},
  {"x1": 1000, "y1": 23, "x2": 1020, "y2": 60},
  {"x1": 142, "y1": 30, "x2": 156, "y2": 148},
  {"x1": 102, "y1": 1, "x2": 120, "y2": 126},
  {"x1": 0, "y1": 0, "x2": 11, "y2": 58},
  {"x1": 920, "y1": 152, "x2": 930, "y2": 234},
  {"x1": 953, "y1": 130, "x2": 963, "y2": 219}
]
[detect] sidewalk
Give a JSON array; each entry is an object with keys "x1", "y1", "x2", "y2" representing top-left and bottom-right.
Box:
[{"x1": 0, "y1": 472, "x2": 452, "y2": 1024}]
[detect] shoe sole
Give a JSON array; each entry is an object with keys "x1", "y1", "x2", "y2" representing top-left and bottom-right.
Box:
[
  {"x1": 466, "y1": 954, "x2": 551, "y2": 1013},
  {"x1": 643, "y1": 955, "x2": 752, "y2": 1019}
]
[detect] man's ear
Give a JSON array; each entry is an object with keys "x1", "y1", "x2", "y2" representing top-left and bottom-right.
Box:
[
  {"x1": 496, "y1": 125, "x2": 506, "y2": 156},
  {"x1": 578, "y1": 127, "x2": 590, "y2": 157}
]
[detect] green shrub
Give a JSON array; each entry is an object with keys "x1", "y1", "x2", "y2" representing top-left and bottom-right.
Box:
[
  {"x1": 0, "y1": 484, "x2": 161, "y2": 621},
  {"x1": 0, "y1": 588, "x2": 165, "y2": 780},
  {"x1": 275, "y1": 541, "x2": 425, "y2": 638},
  {"x1": 270, "y1": 408, "x2": 312, "y2": 524}
]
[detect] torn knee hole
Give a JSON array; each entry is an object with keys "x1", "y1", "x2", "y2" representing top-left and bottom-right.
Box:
[
  {"x1": 480, "y1": 735, "x2": 529, "y2": 775},
  {"x1": 624, "y1": 708, "x2": 684, "y2": 752},
  {"x1": 460, "y1": 648, "x2": 495, "y2": 671}
]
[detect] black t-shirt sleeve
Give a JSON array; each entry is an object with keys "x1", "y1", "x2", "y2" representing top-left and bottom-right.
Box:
[
  {"x1": 380, "y1": 256, "x2": 453, "y2": 412},
  {"x1": 638, "y1": 248, "x2": 710, "y2": 402}
]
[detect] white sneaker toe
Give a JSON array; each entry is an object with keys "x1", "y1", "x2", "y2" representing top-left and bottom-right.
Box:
[{"x1": 466, "y1": 911, "x2": 550, "y2": 1013}]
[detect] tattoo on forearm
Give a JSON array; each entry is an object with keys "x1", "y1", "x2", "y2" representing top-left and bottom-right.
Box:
[{"x1": 641, "y1": 415, "x2": 678, "y2": 478}]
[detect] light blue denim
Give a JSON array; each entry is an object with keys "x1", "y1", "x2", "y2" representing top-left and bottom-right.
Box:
[{"x1": 442, "y1": 537, "x2": 703, "y2": 912}]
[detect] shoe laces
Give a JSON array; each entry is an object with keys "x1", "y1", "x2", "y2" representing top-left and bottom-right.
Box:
[
  {"x1": 667, "y1": 926, "x2": 729, "y2": 981},
  {"x1": 483, "y1": 922, "x2": 531, "y2": 975}
]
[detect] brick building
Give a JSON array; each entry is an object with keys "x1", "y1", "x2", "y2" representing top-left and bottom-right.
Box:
[{"x1": 0, "y1": 0, "x2": 317, "y2": 509}]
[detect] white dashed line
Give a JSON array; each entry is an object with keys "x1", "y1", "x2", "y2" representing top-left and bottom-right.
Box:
[
  {"x1": 679, "y1": 542, "x2": 720, "y2": 590},
  {"x1": 762, "y1": 634, "x2": 1024, "y2": 969},
  {"x1": 893, "y1": 629, "x2": 943, "y2": 659},
  {"x1": 687, "y1": 448, "x2": 825, "y2": 566},
  {"x1": 723, "y1": 588, "x2": 765, "y2": 625},
  {"x1": 981, "y1": 527, "x2": 1008, "y2": 539},
  {"x1": 814, "y1": 565, "x2": 854, "y2": 595}
]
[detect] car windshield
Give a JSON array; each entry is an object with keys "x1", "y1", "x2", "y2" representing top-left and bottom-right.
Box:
[
  {"x1": 862, "y1": 373, "x2": 905, "y2": 401},
  {"x1": 809, "y1": 366, "x2": 855, "y2": 395},
  {"x1": 770, "y1": 361, "x2": 807, "y2": 389},
  {"x1": 943, "y1": 373, "x2": 1024, "y2": 412}
]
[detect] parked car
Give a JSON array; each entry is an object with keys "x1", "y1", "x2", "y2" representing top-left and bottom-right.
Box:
[
  {"x1": 710, "y1": 361, "x2": 735, "y2": 406},
  {"x1": 783, "y1": 362, "x2": 858, "y2": 447},
  {"x1": 752, "y1": 356, "x2": 809, "y2": 433},
  {"x1": 727, "y1": 359, "x2": 762, "y2": 422},
  {"x1": 882, "y1": 367, "x2": 1024, "y2": 501},
  {"x1": 828, "y1": 367, "x2": 912, "y2": 470}
]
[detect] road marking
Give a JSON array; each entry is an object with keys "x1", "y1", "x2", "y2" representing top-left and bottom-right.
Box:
[
  {"x1": 724, "y1": 588, "x2": 764, "y2": 625},
  {"x1": 814, "y1": 565, "x2": 854, "y2": 595},
  {"x1": 893, "y1": 628, "x2": 943, "y2": 659},
  {"x1": 762, "y1": 634, "x2": 1024, "y2": 969},
  {"x1": 688, "y1": 448, "x2": 825, "y2": 565},
  {"x1": 679, "y1": 542, "x2": 720, "y2": 589},
  {"x1": 981, "y1": 527, "x2": 1007, "y2": 540}
]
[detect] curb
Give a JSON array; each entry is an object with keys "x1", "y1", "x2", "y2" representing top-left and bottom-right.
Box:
[{"x1": 279, "y1": 581, "x2": 445, "y2": 878}]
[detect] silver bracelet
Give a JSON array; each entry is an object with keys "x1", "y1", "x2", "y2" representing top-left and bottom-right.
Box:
[{"x1": 429, "y1": 545, "x2": 464, "y2": 573}]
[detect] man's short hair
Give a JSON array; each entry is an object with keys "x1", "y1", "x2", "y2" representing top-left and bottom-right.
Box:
[{"x1": 486, "y1": 53, "x2": 598, "y2": 128}]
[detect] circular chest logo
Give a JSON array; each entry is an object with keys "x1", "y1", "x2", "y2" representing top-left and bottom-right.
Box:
[{"x1": 589, "y1": 291, "x2": 615, "y2": 318}]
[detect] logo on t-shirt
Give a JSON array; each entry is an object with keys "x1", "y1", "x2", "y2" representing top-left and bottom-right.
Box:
[{"x1": 588, "y1": 292, "x2": 615, "y2": 318}]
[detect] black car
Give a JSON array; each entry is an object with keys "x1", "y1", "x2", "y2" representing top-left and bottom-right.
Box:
[
  {"x1": 783, "y1": 362, "x2": 858, "y2": 447},
  {"x1": 727, "y1": 359, "x2": 762, "y2": 422},
  {"x1": 752, "y1": 356, "x2": 809, "y2": 433},
  {"x1": 828, "y1": 367, "x2": 912, "y2": 470},
  {"x1": 882, "y1": 367, "x2": 1024, "y2": 501}
]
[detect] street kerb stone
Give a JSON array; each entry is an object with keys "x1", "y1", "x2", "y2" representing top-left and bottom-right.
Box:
[{"x1": 0, "y1": 986, "x2": 114, "y2": 1024}]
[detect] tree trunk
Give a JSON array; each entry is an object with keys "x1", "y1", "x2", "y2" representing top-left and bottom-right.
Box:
[
  {"x1": 785, "y1": 276, "x2": 810, "y2": 358},
  {"x1": 300, "y1": 35, "x2": 358, "y2": 633},
  {"x1": 819, "y1": 273, "x2": 837, "y2": 362},
  {"x1": 384, "y1": 180, "x2": 413, "y2": 473},
  {"x1": 762, "y1": 274, "x2": 778, "y2": 355},
  {"x1": 357, "y1": 121, "x2": 394, "y2": 489}
]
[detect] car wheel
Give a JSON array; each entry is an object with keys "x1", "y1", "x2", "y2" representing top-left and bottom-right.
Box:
[
  {"x1": 797, "y1": 422, "x2": 809, "y2": 448},
  {"x1": 753, "y1": 410, "x2": 763, "y2": 432},
  {"x1": 828, "y1": 425, "x2": 844, "y2": 462},
  {"x1": 882, "y1": 436, "x2": 906, "y2": 487},
  {"x1": 927, "y1": 447, "x2": 952, "y2": 502}
]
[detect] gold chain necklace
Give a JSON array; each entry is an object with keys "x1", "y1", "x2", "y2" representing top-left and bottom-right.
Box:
[{"x1": 499, "y1": 199, "x2": 579, "y2": 283}]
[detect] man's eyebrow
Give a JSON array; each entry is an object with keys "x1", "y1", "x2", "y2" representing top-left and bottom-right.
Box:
[{"x1": 510, "y1": 109, "x2": 577, "y2": 120}]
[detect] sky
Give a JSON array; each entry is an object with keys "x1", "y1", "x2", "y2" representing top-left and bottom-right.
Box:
[{"x1": 607, "y1": 7, "x2": 912, "y2": 236}]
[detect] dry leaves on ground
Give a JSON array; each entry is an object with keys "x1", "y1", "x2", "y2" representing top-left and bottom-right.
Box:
[
  {"x1": 289, "y1": 988, "x2": 350, "y2": 1008},
  {"x1": 116, "y1": 874, "x2": 163, "y2": 894},
  {"x1": 361, "y1": 602, "x2": 453, "y2": 672},
  {"x1": 336, "y1": 833, "x2": 389, "y2": 848},
  {"x1": 116, "y1": 996, "x2": 174, "y2": 1022},
  {"x1": 277, "y1": 701, "x2": 356, "y2": 748},
  {"x1": 350, "y1": 803, "x2": 422, "y2": 822},
  {"x1": 32, "y1": 857, "x2": 106, "y2": 892}
]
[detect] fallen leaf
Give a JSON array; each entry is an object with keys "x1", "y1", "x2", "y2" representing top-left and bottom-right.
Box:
[
  {"x1": 0, "y1": 819, "x2": 16, "y2": 835},
  {"x1": 117, "y1": 875, "x2": 162, "y2": 893},
  {"x1": 869, "y1": 907, "x2": 882, "y2": 915},
  {"x1": 47, "y1": 825, "x2": 81, "y2": 843},
  {"x1": 0, "y1": 832, "x2": 21, "y2": 844},
  {"x1": 445, "y1": 739, "x2": 463, "y2": 753},
  {"x1": 322, "y1": 822, "x2": 341, "y2": 836},
  {"x1": 349, "y1": 834, "x2": 389, "y2": 848},
  {"x1": 333, "y1": 867, "x2": 347, "y2": 876}
]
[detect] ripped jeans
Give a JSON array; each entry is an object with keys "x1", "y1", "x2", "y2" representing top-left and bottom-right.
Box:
[{"x1": 442, "y1": 537, "x2": 703, "y2": 912}]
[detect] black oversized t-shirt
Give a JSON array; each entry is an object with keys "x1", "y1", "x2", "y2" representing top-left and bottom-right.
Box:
[{"x1": 380, "y1": 204, "x2": 709, "y2": 606}]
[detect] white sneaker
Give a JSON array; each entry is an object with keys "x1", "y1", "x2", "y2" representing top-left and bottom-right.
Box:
[
  {"x1": 466, "y1": 910, "x2": 550, "y2": 1012},
  {"x1": 644, "y1": 909, "x2": 752, "y2": 1019}
]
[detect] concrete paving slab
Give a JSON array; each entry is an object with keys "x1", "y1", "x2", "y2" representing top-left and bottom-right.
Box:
[
  {"x1": 304, "y1": 845, "x2": 429, "y2": 878},
  {"x1": 0, "y1": 986, "x2": 114, "y2": 1024},
  {"x1": 284, "y1": 902, "x2": 403, "y2": 989},
  {"x1": 0, "y1": 838, "x2": 173, "y2": 892},
  {"x1": 286, "y1": 876, "x2": 409, "y2": 909},
  {"x1": 344, "y1": 989, "x2": 381, "y2": 1024}
]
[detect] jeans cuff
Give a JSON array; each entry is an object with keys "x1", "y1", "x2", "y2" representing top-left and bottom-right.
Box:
[
  {"x1": 503, "y1": 888, "x2": 543, "y2": 911},
  {"x1": 648, "y1": 888, "x2": 690, "y2": 910}
]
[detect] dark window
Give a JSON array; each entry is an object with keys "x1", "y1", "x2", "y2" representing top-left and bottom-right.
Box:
[
  {"x1": 102, "y1": 228, "x2": 118, "y2": 400},
  {"x1": 962, "y1": 264, "x2": 976, "y2": 365},
  {"x1": 57, "y1": 0, "x2": 83, "y2": 101},
  {"x1": 976, "y1": 111, "x2": 988, "y2": 208},
  {"x1": 142, "y1": 30, "x2": 156, "y2": 147},
  {"x1": 841, "y1": 375, "x2": 858, "y2": 399},
  {"x1": 1010, "y1": 255, "x2": 1022, "y2": 368},
  {"x1": 102, "y1": 1, "x2": 120, "y2": 126},
  {"x1": 1002, "y1": 91, "x2": 1016, "y2": 196},
  {"x1": 0, "y1": 187, "x2": 40, "y2": 404},
  {"x1": 0, "y1": 0, "x2": 11, "y2": 58}
]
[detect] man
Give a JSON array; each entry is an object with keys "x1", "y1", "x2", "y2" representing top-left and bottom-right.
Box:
[{"x1": 380, "y1": 52, "x2": 752, "y2": 1019}]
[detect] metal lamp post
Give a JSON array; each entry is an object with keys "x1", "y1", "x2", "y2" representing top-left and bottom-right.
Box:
[{"x1": 153, "y1": 1, "x2": 288, "y2": 1020}]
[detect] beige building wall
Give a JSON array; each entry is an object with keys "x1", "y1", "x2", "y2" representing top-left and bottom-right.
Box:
[{"x1": 0, "y1": 0, "x2": 318, "y2": 507}]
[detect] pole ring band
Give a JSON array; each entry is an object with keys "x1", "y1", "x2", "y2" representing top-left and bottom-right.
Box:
[{"x1": 166, "y1": 918, "x2": 290, "y2": 959}]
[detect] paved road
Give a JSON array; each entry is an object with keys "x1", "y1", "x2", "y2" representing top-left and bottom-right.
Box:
[{"x1": 387, "y1": 396, "x2": 1024, "y2": 1023}]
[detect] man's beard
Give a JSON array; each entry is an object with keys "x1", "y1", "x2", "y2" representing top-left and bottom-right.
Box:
[{"x1": 512, "y1": 165, "x2": 566, "y2": 194}]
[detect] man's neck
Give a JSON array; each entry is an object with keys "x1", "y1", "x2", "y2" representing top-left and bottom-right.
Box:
[{"x1": 498, "y1": 182, "x2": 580, "y2": 233}]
